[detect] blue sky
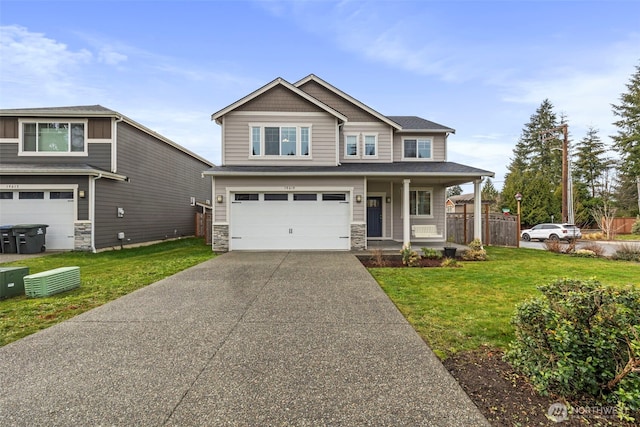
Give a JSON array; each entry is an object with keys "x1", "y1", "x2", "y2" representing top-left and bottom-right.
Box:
[{"x1": 1, "y1": 0, "x2": 639, "y2": 191}]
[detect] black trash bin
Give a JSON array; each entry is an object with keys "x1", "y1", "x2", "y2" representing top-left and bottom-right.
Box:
[
  {"x1": 12, "y1": 224, "x2": 48, "y2": 254},
  {"x1": 1, "y1": 225, "x2": 16, "y2": 254},
  {"x1": 442, "y1": 246, "x2": 457, "y2": 258}
]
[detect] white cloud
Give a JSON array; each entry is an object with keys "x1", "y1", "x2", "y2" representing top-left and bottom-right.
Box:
[{"x1": 98, "y1": 47, "x2": 127, "y2": 65}]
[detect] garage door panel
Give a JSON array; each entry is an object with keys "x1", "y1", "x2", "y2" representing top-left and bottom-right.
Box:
[
  {"x1": 0, "y1": 191, "x2": 75, "y2": 250},
  {"x1": 230, "y1": 193, "x2": 350, "y2": 251}
]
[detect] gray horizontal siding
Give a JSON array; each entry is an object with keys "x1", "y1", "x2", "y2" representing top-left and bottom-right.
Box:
[
  {"x1": 94, "y1": 122, "x2": 211, "y2": 249},
  {"x1": 223, "y1": 113, "x2": 338, "y2": 166},
  {"x1": 298, "y1": 80, "x2": 380, "y2": 122},
  {"x1": 236, "y1": 85, "x2": 325, "y2": 113},
  {"x1": 0, "y1": 142, "x2": 112, "y2": 170}
]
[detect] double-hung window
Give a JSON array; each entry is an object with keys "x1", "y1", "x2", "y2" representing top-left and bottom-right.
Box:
[
  {"x1": 21, "y1": 121, "x2": 86, "y2": 154},
  {"x1": 250, "y1": 125, "x2": 311, "y2": 157},
  {"x1": 403, "y1": 137, "x2": 432, "y2": 160},
  {"x1": 364, "y1": 134, "x2": 377, "y2": 157},
  {"x1": 409, "y1": 188, "x2": 433, "y2": 217},
  {"x1": 345, "y1": 134, "x2": 358, "y2": 157}
]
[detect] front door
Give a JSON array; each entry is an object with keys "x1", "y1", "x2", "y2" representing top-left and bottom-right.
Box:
[{"x1": 367, "y1": 196, "x2": 383, "y2": 237}]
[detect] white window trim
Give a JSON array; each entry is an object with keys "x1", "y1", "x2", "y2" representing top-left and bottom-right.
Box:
[
  {"x1": 409, "y1": 187, "x2": 434, "y2": 218},
  {"x1": 344, "y1": 133, "x2": 359, "y2": 158},
  {"x1": 363, "y1": 133, "x2": 378, "y2": 158},
  {"x1": 248, "y1": 123, "x2": 312, "y2": 158},
  {"x1": 18, "y1": 119, "x2": 88, "y2": 156},
  {"x1": 401, "y1": 137, "x2": 433, "y2": 161}
]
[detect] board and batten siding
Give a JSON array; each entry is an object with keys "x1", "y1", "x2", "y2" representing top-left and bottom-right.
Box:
[
  {"x1": 94, "y1": 122, "x2": 211, "y2": 249},
  {"x1": 392, "y1": 132, "x2": 447, "y2": 162},
  {"x1": 339, "y1": 122, "x2": 394, "y2": 163},
  {"x1": 213, "y1": 176, "x2": 365, "y2": 223},
  {"x1": 222, "y1": 112, "x2": 339, "y2": 166}
]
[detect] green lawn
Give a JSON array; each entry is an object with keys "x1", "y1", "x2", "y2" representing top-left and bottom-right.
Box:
[
  {"x1": 370, "y1": 246, "x2": 640, "y2": 359},
  {"x1": 0, "y1": 238, "x2": 215, "y2": 347}
]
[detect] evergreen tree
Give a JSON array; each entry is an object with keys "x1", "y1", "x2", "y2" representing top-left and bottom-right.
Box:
[
  {"x1": 611, "y1": 63, "x2": 640, "y2": 214},
  {"x1": 573, "y1": 127, "x2": 614, "y2": 198},
  {"x1": 501, "y1": 99, "x2": 563, "y2": 222},
  {"x1": 446, "y1": 185, "x2": 463, "y2": 197}
]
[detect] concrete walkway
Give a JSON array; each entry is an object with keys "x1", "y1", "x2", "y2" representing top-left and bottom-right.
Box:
[{"x1": 0, "y1": 252, "x2": 489, "y2": 426}]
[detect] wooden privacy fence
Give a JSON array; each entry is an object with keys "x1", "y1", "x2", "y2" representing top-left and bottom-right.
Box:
[
  {"x1": 609, "y1": 217, "x2": 637, "y2": 234},
  {"x1": 195, "y1": 212, "x2": 212, "y2": 245},
  {"x1": 447, "y1": 211, "x2": 518, "y2": 247}
]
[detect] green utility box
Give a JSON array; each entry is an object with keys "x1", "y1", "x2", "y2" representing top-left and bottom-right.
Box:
[
  {"x1": 24, "y1": 266, "x2": 80, "y2": 298},
  {"x1": 0, "y1": 267, "x2": 30, "y2": 299}
]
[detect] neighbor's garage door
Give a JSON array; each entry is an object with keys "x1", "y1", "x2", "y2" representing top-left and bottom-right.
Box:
[
  {"x1": 0, "y1": 190, "x2": 75, "y2": 250},
  {"x1": 230, "y1": 192, "x2": 350, "y2": 250}
]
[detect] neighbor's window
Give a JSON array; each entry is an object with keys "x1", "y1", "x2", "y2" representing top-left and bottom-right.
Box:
[
  {"x1": 403, "y1": 138, "x2": 432, "y2": 159},
  {"x1": 409, "y1": 189, "x2": 432, "y2": 216},
  {"x1": 22, "y1": 122, "x2": 85, "y2": 153},
  {"x1": 250, "y1": 125, "x2": 310, "y2": 157}
]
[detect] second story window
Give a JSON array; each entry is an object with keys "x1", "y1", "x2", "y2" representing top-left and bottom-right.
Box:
[
  {"x1": 345, "y1": 134, "x2": 358, "y2": 157},
  {"x1": 250, "y1": 125, "x2": 311, "y2": 157},
  {"x1": 364, "y1": 134, "x2": 377, "y2": 157},
  {"x1": 21, "y1": 121, "x2": 86, "y2": 154},
  {"x1": 403, "y1": 137, "x2": 432, "y2": 160}
]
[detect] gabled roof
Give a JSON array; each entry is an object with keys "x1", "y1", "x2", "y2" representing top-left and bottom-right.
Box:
[
  {"x1": 211, "y1": 77, "x2": 348, "y2": 124},
  {"x1": 387, "y1": 116, "x2": 455, "y2": 133},
  {"x1": 0, "y1": 105, "x2": 214, "y2": 167},
  {"x1": 294, "y1": 74, "x2": 402, "y2": 130}
]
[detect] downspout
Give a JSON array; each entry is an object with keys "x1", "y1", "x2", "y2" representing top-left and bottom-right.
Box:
[{"x1": 90, "y1": 173, "x2": 103, "y2": 252}]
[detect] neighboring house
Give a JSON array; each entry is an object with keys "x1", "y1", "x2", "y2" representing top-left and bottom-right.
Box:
[
  {"x1": 446, "y1": 193, "x2": 494, "y2": 214},
  {"x1": 0, "y1": 105, "x2": 213, "y2": 251},
  {"x1": 204, "y1": 75, "x2": 494, "y2": 251}
]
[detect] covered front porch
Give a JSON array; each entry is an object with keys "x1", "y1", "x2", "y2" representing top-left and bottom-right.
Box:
[
  {"x1": 363, "y1": 239, "x2": 469, "y2": 255},
  {"x1": 364, "y1": 174, "x2": 487, "y2": 249}
]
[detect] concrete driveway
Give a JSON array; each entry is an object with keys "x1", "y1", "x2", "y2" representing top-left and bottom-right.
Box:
[{"x1": 0, "y1": 252, "x2": 488, "y2": 426}]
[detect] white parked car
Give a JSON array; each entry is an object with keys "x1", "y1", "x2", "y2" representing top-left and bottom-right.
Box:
[{"x1": 521, "y1": 223, "x2": 582, "y2": 242}]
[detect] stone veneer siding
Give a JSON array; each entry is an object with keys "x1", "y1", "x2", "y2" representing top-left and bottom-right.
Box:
[
  {"x1": 350, "y1": 223, "x2": 366, "y2": 251},
  {"x1": 213, "y1": 224, "x2": 229, "y2": 252},
  {"x1": 74, "y1": 221, "x2": 93, "y2": 251}
]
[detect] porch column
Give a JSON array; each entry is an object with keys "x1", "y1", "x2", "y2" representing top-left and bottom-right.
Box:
[
  {"x1": 403, "y1": 179, "x2": 411, "y2": 247},
  {"x1": 474, "y1": 178, "x2": 482, "y2": 243}
]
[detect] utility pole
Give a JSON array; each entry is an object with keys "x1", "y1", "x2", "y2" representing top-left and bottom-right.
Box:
[{"x1": 540, "y1": 123, "x2": 569, "y2": 223}]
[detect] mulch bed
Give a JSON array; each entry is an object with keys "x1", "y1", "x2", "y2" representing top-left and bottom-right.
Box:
[
  {"x1": 445, "y1": 347, "x2": 638, "y2": 426},
  {"x1": 356, "y1": 256, "x2": 638, "y2": 426},
  {"x1": 357, "y1": 254, "x2": 449, "y2": 268}
]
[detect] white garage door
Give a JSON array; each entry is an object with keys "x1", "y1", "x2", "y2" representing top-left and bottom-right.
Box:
[
  {"x1": 0, "y1": 190, "x2": 75, "y2": 250},
  {"x1": 230, "y1": 192, "x2": 350, "y2": 250}
]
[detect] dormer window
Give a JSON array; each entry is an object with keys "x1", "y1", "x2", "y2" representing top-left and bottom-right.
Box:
[
  {"x1": 403, "y1": 137, "x2": 432, "y2": 160},
  {"x1": 250, "y1": 124, "x2": 311, "y2": 157},
  {"x1": 20, "y1": 121, "x2": 86, "y2": 155}
]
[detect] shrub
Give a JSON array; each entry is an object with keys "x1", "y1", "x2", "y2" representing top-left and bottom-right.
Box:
[
  {"x1": 461, "y1": 238, "x2": 487, "y2": 261},
  {"x1": 505, "y1": 278, "x2": 640, "y2": 416},
  {"x1": 369, "y1": 249, "x2": 387, "y2": 267},
  {"x1": 632, "y1": 216, "x2": 640, "y2": 235},
  {"x1": 440, "y1": 257, "x2": 460, "y2": 268},
  {"x1": 580, "y1": 242, "x2": 606, "y2": 257},
  {"x1": 544, "y1": 239, "x2": 576, "y2": 254},
  {"x1": 400, "y1": 244, "x2": 421, "y2": 267},
  {"x1": 421, "y1": 247, "x2": 442, "y2": 259},
  {"x1": 573, "y1": 249, "x2": 596, "y2": 258},
  {"x1": 613, "y1": 243, "x2": 640, "y2": 262}
]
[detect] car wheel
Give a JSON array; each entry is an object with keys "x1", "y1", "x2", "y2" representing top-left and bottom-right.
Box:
[
  {"x1": 548, "y1": 234, "x2": 559, "y2": 241},
  {"x1": 522, "y1": 233, "x2": 531, "y2": 242}
]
